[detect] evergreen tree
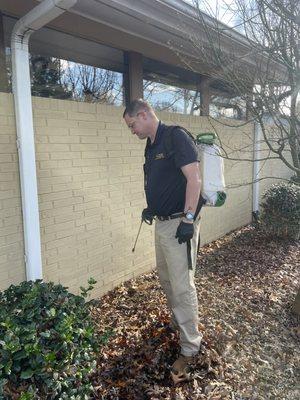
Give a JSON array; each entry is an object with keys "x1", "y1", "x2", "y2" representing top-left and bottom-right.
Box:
[{"x1": 30, "y1": 55, "x2": 72, "y2": 99}]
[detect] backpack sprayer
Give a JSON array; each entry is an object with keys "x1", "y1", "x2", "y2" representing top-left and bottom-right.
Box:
[
  {"x1": 196, "y1": 132, "x2": 226, "y2": 207},
  {"x1": 132, "y1": 130, "x2": 226, "y2": 252}
]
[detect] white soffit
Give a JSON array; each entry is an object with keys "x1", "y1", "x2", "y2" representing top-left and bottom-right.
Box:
[
  {"x1": 70, "y1": 0, "x2": 252, "y2": 62},
  {"x1": 3, "y1": 14, "x2": 124, "y2": 72}
]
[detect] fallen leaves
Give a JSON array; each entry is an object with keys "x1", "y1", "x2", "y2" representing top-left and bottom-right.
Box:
[{"x1": 89, "y1": 226, "x2": 300, "y2": 399}]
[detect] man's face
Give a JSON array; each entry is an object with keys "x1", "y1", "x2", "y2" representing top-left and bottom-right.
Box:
[{"x1": 124, "y1": 111, "x2": 148, "y2": 140}]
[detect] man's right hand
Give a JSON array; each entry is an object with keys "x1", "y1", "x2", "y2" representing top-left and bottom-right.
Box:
[{"x1": 142, "y1": 208, "x2": 154, "y2": 225}]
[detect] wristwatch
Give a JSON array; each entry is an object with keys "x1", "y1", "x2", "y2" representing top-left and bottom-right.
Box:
[{"x1": 185, "y1": 211, "x2": 194, "y2": 221}]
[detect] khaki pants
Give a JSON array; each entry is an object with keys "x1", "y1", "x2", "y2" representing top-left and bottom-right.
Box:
[{"x1": 155, "y1": 217, "x2": 202, "y2": 356}]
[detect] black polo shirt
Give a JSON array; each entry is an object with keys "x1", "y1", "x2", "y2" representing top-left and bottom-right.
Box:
[{"x1": 144, "y1": 122, "x2": 199, "y2": 216}]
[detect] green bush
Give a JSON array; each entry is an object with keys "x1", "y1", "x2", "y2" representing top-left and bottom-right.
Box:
[
  {"x1": 260, "y1": 182, "x2": 300, "y2": 239},
  {"x1": 0, "y1": 279, "x2": 99, "y2": 399}
]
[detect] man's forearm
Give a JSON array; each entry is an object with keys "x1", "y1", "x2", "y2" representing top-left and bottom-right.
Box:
[{"x1": 184, "y1": 177, "x2": 201, "y2": 215}]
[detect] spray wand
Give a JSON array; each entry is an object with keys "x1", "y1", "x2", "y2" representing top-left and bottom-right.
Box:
[{"x1": 132, "y1": 220, "x2": 143, "y2": 252}]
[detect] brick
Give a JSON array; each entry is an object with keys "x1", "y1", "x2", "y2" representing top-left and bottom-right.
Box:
[
  {"x1": 42, "y1": 205, "x2": 74, "y2": 219},
  {"x1": 4, "y1": 215, "x2": 22, "y2": 227},
  {"x1": 54, "y1": 211, "x2": 84, "y2": 224},
  {"x1": 0, "y1": 172, "x2": 15, "y2": 182},
  {"x1": 44, "y1": 220, "x2": 75, "y2": 234},
  {"x1": 75, "y1": 214, "x2": 102, "y2": 227},
  {"x1": 0, "y1": 144, "x2": 17, "y2": 154},
  {"x1": 53, "y1": 197, "x2": 83, "y2": 208},
  {"x1": 0, "y1": 190, "x2": 15, "y2": 200},
  {"x1": 0, "y1": 116, "x2": 8, "y2": 125},
  {"x1": 38, "y1": 170, "x2": 51, "y2": 178},
  {"x1": 48, "y1": 136, "x2": 80, "y2": 144},
  {"x1": 108, "y1": 150, "x2": 131, "y2": 158},
  {"x1": 70, "y1": 144, "x2": 96, "y2": 151},
  {"x1": 52, "y1": 183, "x2": 81, "y2": 193},
  {"x1": 45, "y1": 235, "x2": 76, "y2": 250},
  {"x1": 72, "y1": 173, "x2": 99, "y2": 183},
  {"x1": 39, "y1": 176, "x2": 73, "y2": 186},
  {"x1": 74, "y1": 200, "x2": 101, "y2": 211},
  {"x1": 78, "y1": 102, "x2": 96, "y2": 114},
  {"x1": 80, "y1": 136, "x2": 106, "y2": 144},
  {"x1": 40, "y1": 190, "x2": 72, "y2": 203},
  {"x1": 96, "y1": 114, "x2": 122, "y2": 122},
  {"x1": 81, "y1": 151, "x2": 106, "y2": 159},
  {"x1": 56, "y1": 99, "x2": 78, "y2": 111},
  {"x1": 39, "y1": 202, "x2": 53, "y2": 211},
  {"x1": 0, "y1": 135, "x2": 10, "y2": 144},
  {"x1": 33, "y1": 118, "x2": 47, "y2": 127},
  {"x1": 36, "y1": 143, "x2": 71, "y2": 153},
  {"x1": 68, "y1": 111, "x2": 96, "y2": 121},
  {"x1": 81, "y1": 166, "x2": 106, "y2": 174},
  {"x1": 35, "y1": 110, "x2": 67, "y2": 119},
  {"x1": 69, "y1": 128, "x2": 97, "y2": 136},
  {"x1": 107, "y1": 136, "x2": 129, "y2": 143},
  {"x1": 7, "y1": 264, "x2": 25, "y2": 280},
  {"x1": 78, "y1": 121, "x2": 104, "y2": 129},
  {"x1": 51, "y1": 183, "x2": 82, "y2": 193},
  {"x1": 72, "y1": 159, "x2": 100, "y2": 167},
  {"x1": 32, "y1": 97, "x2": 51, "y2": 109},
  {"x1": 39, "y1": 160, "x2": 71, "y2": 169},
  {"x1": 35, "y1": 127, "x2": 70, "y2": 136},
  {"x1": 0, "y1": 154, "x2": 13, "y2": 163},
  {"x1": 47, "y1": 119, "x2": 78, "y2": 128},
  {"x1": 50, "y1": 152, "x2": 81, "y2": 160},
  {"x1": 100, "y1": 157, "x2": 123, "y2": 165},
  {"x1": 4, "y1": 232, "x2": 23, "y2": 247},
  {"x1": 73, "y1": 187, "x2": 101, "y2": 197},
  {"x1": 105, "y1": 122, "x2": 122, "y2": 130},
  {"x1": 36, "y1": 153, "x2": 50, "y2": 161},
  {"x1": 51, "y1": 167, "x2": 82, "y2": 176}
]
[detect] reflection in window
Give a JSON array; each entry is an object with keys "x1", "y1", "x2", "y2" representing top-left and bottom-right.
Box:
[
  {"x1": 60, "y1": 60, "x2": 123, "y2": 105},
  {"x1": 143, "y1": 80, "x2": 199, "y2": 115},
  {"x1": 3, "y1": 49, "x2": 123, "y2": 104}
]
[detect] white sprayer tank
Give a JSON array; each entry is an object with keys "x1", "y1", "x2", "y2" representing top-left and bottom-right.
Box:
[{"x1": 196, "y1": 133, "x2": 226, "y2": 207}]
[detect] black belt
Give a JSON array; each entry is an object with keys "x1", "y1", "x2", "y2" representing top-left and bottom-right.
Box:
[{"x1": 156, "y1": 212, "x2": 185, "y2": 221}]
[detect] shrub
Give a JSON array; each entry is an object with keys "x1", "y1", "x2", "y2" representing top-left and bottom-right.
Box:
[
  {"x1": 0, "y1": 279, "x2": 99, "y2": 399},
  {"x1": 260, "y1": 182, "x2": 300, "y2": 240}
]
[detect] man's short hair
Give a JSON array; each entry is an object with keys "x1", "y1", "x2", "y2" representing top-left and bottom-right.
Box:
[{"x1": 123, "y1": 99, "x2": 153, "y2": 118}]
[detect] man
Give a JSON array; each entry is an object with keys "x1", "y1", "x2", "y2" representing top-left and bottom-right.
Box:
[{"x1": 123, "y1": 99, "x2": 202, "y2": 383}]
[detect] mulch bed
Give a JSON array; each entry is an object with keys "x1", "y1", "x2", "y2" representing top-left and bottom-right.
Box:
[{"x1": 89, "y1": 225, "x2": 300, "y2": 399}]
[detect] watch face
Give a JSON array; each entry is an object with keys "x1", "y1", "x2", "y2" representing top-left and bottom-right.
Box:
[{"x1": 186, "y1": 212, "x2": 194, "y2": 220}]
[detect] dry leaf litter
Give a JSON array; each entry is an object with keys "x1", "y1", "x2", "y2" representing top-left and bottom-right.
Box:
[{"x1": 89, "y1": 225, "x2": 300, "y2": 400}]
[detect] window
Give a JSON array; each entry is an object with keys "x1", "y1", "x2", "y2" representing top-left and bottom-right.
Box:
[{"x1": 143, "y1": 79, "x2": 199, "y2": 115}]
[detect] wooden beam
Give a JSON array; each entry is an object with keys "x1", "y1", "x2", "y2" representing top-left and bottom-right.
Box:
[
  {"x1": 245, "y1": 87, "x2": 254, "y2": 120},
  {"x1": 199, "y1": 77, "x2": 210, "y2": 116},
  {"x1": 123, "y1": 51, "x2": 143, "y2": 106},
  {"x1": 0, "y1": 11, "x2": 9, "y2": 92}
]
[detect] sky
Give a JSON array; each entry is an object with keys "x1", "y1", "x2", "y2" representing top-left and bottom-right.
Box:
[{"x1": 184, "y1": 0, "x2": 243, "y2": 31}]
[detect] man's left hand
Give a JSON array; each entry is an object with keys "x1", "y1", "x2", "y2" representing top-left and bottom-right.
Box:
[{"x1": 175, "y1": 221, "x2": 194, "y2": 244}]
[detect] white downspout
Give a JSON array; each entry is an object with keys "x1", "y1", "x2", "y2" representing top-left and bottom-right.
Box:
[
  {"x1": 252, "y1": 122, "x2": 262, "y2": 218},
  {"x1": 11, "y1": 0, "x2": 77, "y2": 281}
]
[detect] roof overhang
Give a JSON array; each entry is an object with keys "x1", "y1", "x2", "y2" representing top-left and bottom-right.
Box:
[{"x1": 0, "y1": 0, "x2": 287, "y2": 92}]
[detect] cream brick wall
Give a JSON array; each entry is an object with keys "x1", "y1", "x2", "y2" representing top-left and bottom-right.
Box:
[
  {"x1": 30, "y1": 97, "x2": 155, "y2": 297},
  {"x1": 0, "y1": 92, "x2": 291, "y2": 296},
  {"x1": 0, "y1": 94, "x2": 25, "y2": 289}
]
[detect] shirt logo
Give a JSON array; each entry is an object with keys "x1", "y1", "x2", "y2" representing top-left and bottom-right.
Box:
[{"x1": 154, "y1": 153, "x2": 165, "y2": 160}]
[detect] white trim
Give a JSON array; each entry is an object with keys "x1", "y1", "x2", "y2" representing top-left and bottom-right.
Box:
[
  {"x1": 252, "y1": 122, "x2": 261, "y2": 214},
  {"x1": 11, "y1": 0, "x2": 77, "y2": 281}
]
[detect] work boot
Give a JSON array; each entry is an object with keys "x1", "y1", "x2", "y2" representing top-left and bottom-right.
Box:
[
  {"x1": 171, "y1": 354, "x2": 195, "y2": 384},
  {"x1": 168, "y1": 317, "x2": 179, "y2": 332}
]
